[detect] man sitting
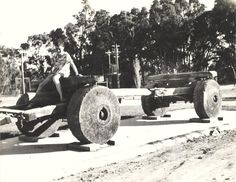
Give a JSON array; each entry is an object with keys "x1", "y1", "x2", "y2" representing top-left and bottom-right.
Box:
[{"x1": 36, "y1": 41, "x2": 81, "y2": 102}]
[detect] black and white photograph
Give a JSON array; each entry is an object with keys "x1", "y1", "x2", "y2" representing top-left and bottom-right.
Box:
[{"x1": 0, "y1": 0, "x2": 235, "y2": 181}]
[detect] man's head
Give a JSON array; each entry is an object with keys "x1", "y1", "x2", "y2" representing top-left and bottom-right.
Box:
[{"x1": 55, "y1": 39, "x2": 64, "y2": 52}]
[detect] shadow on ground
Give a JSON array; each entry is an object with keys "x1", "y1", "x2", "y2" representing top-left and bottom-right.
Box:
[
  {"x1": 120, "y1": 117, "x2": 210, "y2": 127},
  {"x1": 0, "y1": 142, "x2": 69, "y2": 155}
]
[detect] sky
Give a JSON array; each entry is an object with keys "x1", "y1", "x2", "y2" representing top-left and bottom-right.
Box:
[{"x1": 0, "y1": 0, "x2": 215, "y2": 48}]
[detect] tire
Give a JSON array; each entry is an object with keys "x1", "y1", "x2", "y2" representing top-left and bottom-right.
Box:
[
  {"x1": 141, "y1": 95, "x2": 168, "y2": 116},
  {"x1": 67, "y1": 86, "x2": 120, "y2": 144},
  {"x1": 193, "y1": 79, "x2": 222, "y2": 118}
]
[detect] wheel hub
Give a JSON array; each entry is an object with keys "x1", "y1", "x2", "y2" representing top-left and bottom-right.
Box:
[
  {"x1": 213, "y1": 95, "x2": 218, "y2": 103},
  {"x1": 97, "y1": 105, "x2": 110, "y2": 125}
]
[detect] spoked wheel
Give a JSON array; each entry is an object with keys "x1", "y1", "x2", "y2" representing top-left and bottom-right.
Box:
[
  {"x1": 16, "y1": 116, "x2": 62, "y2": 138},
  {"x1": 141, "y1": 95, "x2": 168, "y2": 116},
  {"x1": 67, "y1": 86, "x2": 120, "y2": 144},
  {"x1": 193, "y1": 79, "x2": 222, "y2": 118}
]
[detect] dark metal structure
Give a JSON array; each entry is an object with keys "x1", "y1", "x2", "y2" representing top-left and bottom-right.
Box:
[
  {"x1": 0, "y1": 76, "x2": 120, "y2": 144},
  {"x1": 141, "y1": 71, "x2": 222, "y2": 118}
]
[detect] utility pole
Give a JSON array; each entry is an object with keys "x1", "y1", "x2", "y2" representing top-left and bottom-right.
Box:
[
  {"x1": 112, "y1": 44, "x2": 120, "y2": 73},
  {"x1": 105, "y1": 50, "x2": 112, "y2": 69},
  {"x1": 21, "y1": 51, "x2": 26, "y2": 94},
  {"x1": 20, "y1": 43, "x2": 29, "y2": 94},
  {"x1": 112, "y1": 44, "x2": 120, "y2": 88},
  {"x1": 105, "y1": 50, "x2": 112, "y2": 88}
]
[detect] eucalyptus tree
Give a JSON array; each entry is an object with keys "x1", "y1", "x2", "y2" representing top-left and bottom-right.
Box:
[
  {"x1": 0, "y1": 46, "x2": 21, "y2": 94},
  {"x1": 24, "y1": 33, "x2": 53, "y2": 80},
  {"x1": 211, "y1": 0, "x2": 236, "y2": 82},
  {"x1": 149, "y1": 0, "x2": 185, "y2": 73},
  {"x1": 132, "y1": 7, "x2": 150, "y2": 84},
  {"x1": 148, "y1": 0, "x2": 205, "y2": 73},
  {"x1": 189, "y1": 0, "x2": 235, "y2": 78},
  {"x1": 108, "y1": 10, "x2": 137, "y2": 77},
  {"x1": 89, "y1": 10, "x2": 112, "y2": 51},
  {"x1": 188, "y1": 11, "x2": 219, "y2": 71},
  {"x1": 64, "y1": 23, "x2": 80, "y2": 60},
  {"x1": 108, "y1": 8, "x2": 149, "y2": 87},
  {"x1": 73, "y1": 0, "x2": 95, "y2": 61},
  {"x1": 86, "y1": 9, "x2": 112, "y2": 74}
]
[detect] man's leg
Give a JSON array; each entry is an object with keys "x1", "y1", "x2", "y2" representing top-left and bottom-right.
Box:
[{"x1": 52, "y1": 74, "x2": 65, "y2": 101}]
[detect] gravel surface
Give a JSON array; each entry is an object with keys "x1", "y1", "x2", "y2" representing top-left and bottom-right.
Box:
[
  {"x1": 0, "y1": 85, "x2": 235, "y2": 182},
  {"x1": 55, "y1": 129, "x2": 236, "y2": 182}
]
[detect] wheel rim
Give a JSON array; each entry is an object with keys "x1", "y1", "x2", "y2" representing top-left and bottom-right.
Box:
[
  {"x1": 203, "y1": 80, "x2": 222, "y2": 118},
  {"x1": 194, "y1": 79, "x2": 222, "y2": 118},
  {"x1": 141, "y1": 95, "x2": 168, "y2": 116}
]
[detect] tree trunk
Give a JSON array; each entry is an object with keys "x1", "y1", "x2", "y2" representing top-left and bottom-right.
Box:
[
  {"x1": 133, "y1": 55, "x2": 141, "y2": 88},
  {"x1": 230, "y1": 65, "x2": 236, "y2": 85},
  {"x1": 140, "y1": 58, "x2": 145, "y2": 86}
]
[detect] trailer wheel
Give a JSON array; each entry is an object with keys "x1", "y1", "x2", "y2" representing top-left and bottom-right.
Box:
[
  {"x1": 141, "y1": 95, "x2": 168, "y2": 116},
  {"x1": 67, "y1": 86, "x2": 120, "y2": 144},
  {"x1": 193, "y1": 79, "x2": 222, "y2": 118}
]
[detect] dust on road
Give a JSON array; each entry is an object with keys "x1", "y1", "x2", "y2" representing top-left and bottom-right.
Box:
[{"x1": 56, "y1": 130, "x2": 236, "y2": 182}]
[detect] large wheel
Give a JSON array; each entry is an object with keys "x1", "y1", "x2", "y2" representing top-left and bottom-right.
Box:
[
  {"x1": 67, "y1": 86, "x2": 120, "y2": 144},
  {"x1": 141, "y1": 95, "x2": 168, "y2": 116},
  {"x1": 193, "y1": 79, "x2": 222, "y2": 118}
]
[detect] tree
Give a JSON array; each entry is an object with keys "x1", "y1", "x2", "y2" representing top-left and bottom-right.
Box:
[
  {"x1": 189, "y1": 11, "x2": 218, "y2": 71},
  {"x1": 64, "y1": 23, "x2": 80, "y2": 60},
  {"x1": 12, "y1": 0, "x2": 235, "y2": 88},
  {"x1": 189, "y1": 0, "x2": 235, "y2": 80},
  {"x1": 149, "y1": 0, "x2": 187, "y2": 73},
  {"x1": 132, "y1": 7, "x2": 150, "y2": 85},
  {"x1": 108, "y1": 9, "x2": 143, "y2": 87},
  {"x1": 0, "y1": 46, "x2": 21, "y2": 94},
  {"x1": 86, "y1": 10, "x2": 112, "y2": 74},
  {"x1": 73, "y1": 0, "x2": 95, "y2": 61},
  {"x1": 23, "y1": 33, "x2": 53, "y2": 80},
  {"x1": 212, "y1": 0, "x2": 236, "y2": 83}
]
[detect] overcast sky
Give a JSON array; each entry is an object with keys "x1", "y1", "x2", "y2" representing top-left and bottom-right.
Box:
[{"x1": 0, "y1": 0, "x2": 214, "y2": 48}]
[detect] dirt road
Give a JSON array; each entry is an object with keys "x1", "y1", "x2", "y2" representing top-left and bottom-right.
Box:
[
  {"x1": 0, "y1": 85, "x2": 235, "y2": 182},
  {"x1": 56, "y1": 130, "x2": 236, "y2": 182}
]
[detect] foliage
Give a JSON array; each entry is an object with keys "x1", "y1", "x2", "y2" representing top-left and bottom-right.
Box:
[
  {"x1": 1, "y1": 0, "x2": 235, "y2": 92},
  {"x1": 189, "y1": 0, "x2": 236, "y2": 83},
  {"x1": 0, "y1": 46, "x2": 21, "y2": 94}
]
